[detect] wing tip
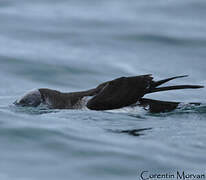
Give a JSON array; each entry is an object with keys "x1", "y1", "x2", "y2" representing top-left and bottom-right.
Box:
[{"x1": 178, "y1": 75, "x2": 189, "y2": 78}]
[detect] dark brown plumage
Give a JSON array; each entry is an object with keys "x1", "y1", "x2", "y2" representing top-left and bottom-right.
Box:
[
  {"x1": 15, "y1": 75, "x2": 204, "y2": 113},
  {"x1": 86, "y1": 75, "x2": 203, "y2": 110}
]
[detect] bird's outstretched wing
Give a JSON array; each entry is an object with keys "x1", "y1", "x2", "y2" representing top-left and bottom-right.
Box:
[
  {"x1": 138, "y1": 98, "x2": 201, "y2": 113},
  {"x1": 138, "y1": 98, "x2": 179, "y2": 113},
  {"x1": 87, "y1": 75, "x2": 153, "y2": 110},
  {"x1": 87, "y1": 74, "x2": 203, "y2": 110}
]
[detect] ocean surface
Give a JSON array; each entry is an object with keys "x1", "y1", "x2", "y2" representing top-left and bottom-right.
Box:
[{"x1": 0, "y1": 0, "x2": 206, "y2": 180}]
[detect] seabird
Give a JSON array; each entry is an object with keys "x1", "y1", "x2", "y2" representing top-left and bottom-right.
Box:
[{"x1": 14, "y1": 75, "x2": 204, "y2": 113}]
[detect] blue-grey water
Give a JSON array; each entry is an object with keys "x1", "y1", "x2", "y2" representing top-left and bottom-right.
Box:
[{"x1": 0, "y1": 0, "x2": 206, "y2": 180}]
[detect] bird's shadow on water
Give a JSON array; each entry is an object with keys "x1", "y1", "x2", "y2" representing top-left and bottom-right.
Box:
[
  {"x1": 107, "y1": 128, "x2": 152, "y2": 137},
  {"x1": 106, "y1": 104, "x2": 206, "y2": 137}
]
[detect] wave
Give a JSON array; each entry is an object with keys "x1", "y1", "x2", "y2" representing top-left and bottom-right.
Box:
[
  {"x1": 9, "y1": 102, "x2": 206, "y2": 117},
  {"x1": 113, "y1": 33, "x2": 206, "y2": 47}
]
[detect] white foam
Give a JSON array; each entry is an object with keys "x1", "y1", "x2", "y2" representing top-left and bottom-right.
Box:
[{"x1": 105, "y1": 105, "x2": 146, "y2": 115}]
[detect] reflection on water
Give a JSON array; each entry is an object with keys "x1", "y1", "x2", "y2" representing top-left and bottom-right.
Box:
[{"x1": 108, "y1": 128, "x2": 152, "y2": 137}]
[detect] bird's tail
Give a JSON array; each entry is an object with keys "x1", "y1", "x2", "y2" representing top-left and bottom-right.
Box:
[{"x1": 148, "y1": 75, "x2": 204, "y2": 94}]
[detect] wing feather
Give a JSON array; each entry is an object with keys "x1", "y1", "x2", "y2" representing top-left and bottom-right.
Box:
[{"x1": 87, "y1": 75, "x2": 153, "y2": 110}]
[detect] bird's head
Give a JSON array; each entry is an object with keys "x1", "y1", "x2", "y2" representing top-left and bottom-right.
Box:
[{"x1": 14, "y1": 89, "x2": 41, "y2": 107}]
